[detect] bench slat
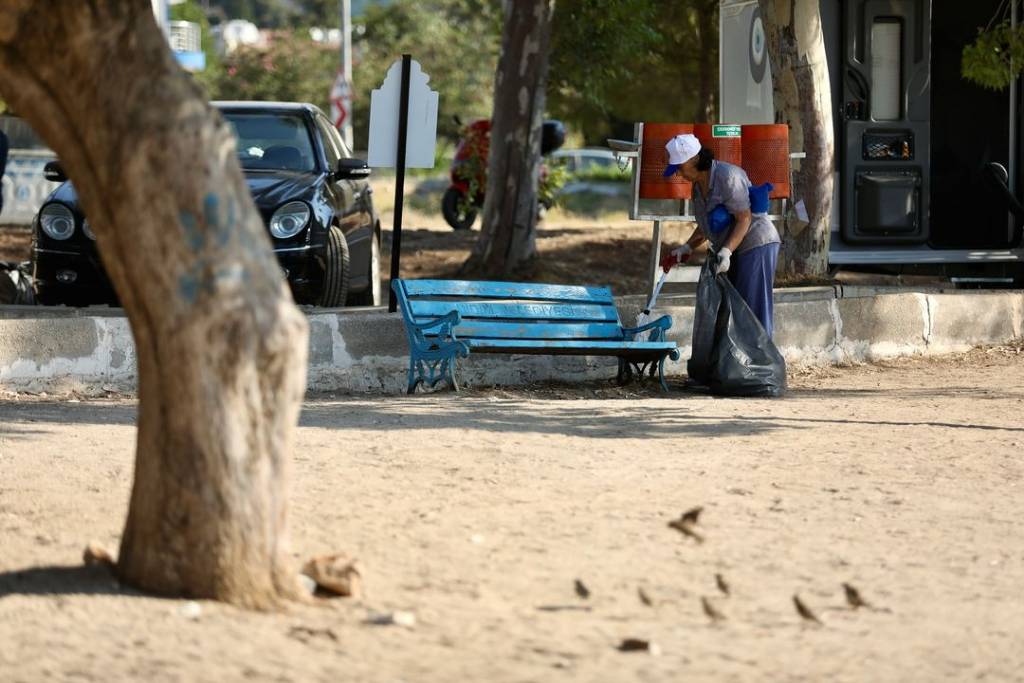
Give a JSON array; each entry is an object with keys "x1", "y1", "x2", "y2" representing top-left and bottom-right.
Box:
[
  {"x1": 465, "y1": 339, "x2": 677, "y2": 357},
  {"x1": 402, "y1": 279, "x2": 613, "y2": 303},
  {"x1": 410, "y1": 300, "x2": 619, "y2": 323},
  {"x1": 424, "y1": 321, "x2": 625, "y2": 341}
]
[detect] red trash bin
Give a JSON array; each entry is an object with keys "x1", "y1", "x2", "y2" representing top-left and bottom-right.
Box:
[
  {"x1": 639, "y1": 123, "x2": 693, "y2": 200},
  {"x1": 740, "y1": 124, "x2": 790, "y2": 199},
  {"x1": 694, "y1": 123, "x2": 743, "y2": 167}
]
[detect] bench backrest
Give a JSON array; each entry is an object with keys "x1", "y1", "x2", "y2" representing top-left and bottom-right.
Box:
[{"x1": 393, "y1": 279, "x2": 626, "y2": 342}]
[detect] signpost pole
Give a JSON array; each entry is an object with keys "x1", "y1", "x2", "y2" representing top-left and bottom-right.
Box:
[
  {"x1": 388, "y1": 54, "x2": 412, "y2": 313},
  {"x1": 339, "y1": 0, "x2": 353, "y2": 150}
]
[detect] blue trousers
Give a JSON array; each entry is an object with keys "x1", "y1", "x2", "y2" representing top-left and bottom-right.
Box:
[{"x1": 728, "y1": 242, "x2": 779, "y2": 338}]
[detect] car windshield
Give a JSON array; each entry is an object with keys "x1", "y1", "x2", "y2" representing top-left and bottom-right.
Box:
[{"x1": 223, "y1": 112, "x2": 317, "y2": 172}]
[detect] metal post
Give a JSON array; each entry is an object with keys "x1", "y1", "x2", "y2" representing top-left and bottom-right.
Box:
[
  {"x1": 648, "y1": 220, "x2": 664, "y2": 299},
  {"x1": 387, "y1": 54, "x2": 412, "y2": 313},
  {"x1": 339, "y1": 0, "x2": 354, "y2": 150}
]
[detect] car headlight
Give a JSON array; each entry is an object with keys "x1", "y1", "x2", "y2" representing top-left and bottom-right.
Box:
[
  {"x1": 269, "y1": 201, "x2": 311, "y2": 239},
  {"x1": 82, "y1": 219, "x2": 96, "y2": 241},
  {"x1": 40, "y1": 203, "x2": 76, "y2": 240}
]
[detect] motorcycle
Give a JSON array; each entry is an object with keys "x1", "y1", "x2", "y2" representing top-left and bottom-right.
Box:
[{"x1": 441, "y1": 116, "x2": 566, "y2": 231}]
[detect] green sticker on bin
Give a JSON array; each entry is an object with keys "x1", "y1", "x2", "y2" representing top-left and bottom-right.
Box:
[{"x1": 712, "y1": 124, "x2": 741, "y2": 137}]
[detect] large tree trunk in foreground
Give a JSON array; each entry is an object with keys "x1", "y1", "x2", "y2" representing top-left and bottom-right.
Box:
[
  {"x1": 0, "y1": 2, "x2": 308, "y2": 608},
  {"x1": 463, "y1": 0, "x2": 555, "y2": 278},
  {"x1": 761, "y1": 0, "x2": 835, "y2": 277}
]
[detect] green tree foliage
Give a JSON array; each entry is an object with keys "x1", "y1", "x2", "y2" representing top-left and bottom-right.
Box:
[
  {"x1": 547, "y1": 0, "x2": 659, "y2": 138},
  {"x1": 548, "y1": 0, "x2": 717, "y2": 143},
  {"x1": 198, "y1": 0, "x2": 715, "y2": 149},
  {"x1": 209, "y1": 32, "x2": 337, "y2": 110},
  {"x1": 962, "y1": 20, "x2": 1024, "y2": 90},
  {"x1": 353, "y1": 0, "x2": 502, "y2": 145},
  {"x1": 291, "y1": 0, "x2": 338, "y2": 27},
  {"x1": 213, "y1": 0, "x2": 293, "y2": 26}
]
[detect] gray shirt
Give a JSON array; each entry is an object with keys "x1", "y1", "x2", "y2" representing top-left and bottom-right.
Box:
[{"x1": 693, "y1": 160, "x2": 780, "y2": 254}]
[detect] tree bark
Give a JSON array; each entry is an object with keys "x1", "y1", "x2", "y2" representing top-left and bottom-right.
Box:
[
  {"x1": 0, "y1": 2, "x2": 308, "y2": 608},
  {"x1": 462, "y1": 0, "x2": 555, "y2": 278},
  {"x1": 761, "y1": 0, "x2": 834, "y2": 277},
  {"x1": 694, "y1": 0, "x2": 718, "y2": 123}
]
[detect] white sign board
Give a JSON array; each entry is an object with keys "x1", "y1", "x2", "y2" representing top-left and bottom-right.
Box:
[{"x1": 367, "y1": 58, "x2": 438, "y2": 168}]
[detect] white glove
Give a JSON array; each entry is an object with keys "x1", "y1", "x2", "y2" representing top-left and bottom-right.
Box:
[{"x1": 715, "y1": 247, "x2": 732, "y2": 275}]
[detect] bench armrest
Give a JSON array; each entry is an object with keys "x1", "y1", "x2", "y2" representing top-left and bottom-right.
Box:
[
  {"x1": 414, "y1": 309, "x2": 462, "y2": 332},
  {"x1": 621, "y1": 314, "x2": 672, "y2": 342},
  {"x1": 404, "y1": 310, "x2": 469, "y2": 357}
]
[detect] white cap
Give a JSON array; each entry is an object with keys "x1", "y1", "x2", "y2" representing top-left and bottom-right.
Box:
[{"x1": 663, "y1": 133, "x2": 701, "y2": 176}]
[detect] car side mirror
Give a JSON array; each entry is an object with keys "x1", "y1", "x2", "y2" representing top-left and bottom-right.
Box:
[
  {"x1": 335, "y1": 158, "x2": 371, "y2": 180},
  {"x1": 43, "y1": 160, "x2": 68, "y2": 183}
]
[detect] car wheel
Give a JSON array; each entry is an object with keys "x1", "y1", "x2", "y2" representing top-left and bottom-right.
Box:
[
  {"x1": 318, "y1": 225, "x2": 350, "y2": 307},
  {"x1": 442, "y1": 187, "x2": 477, "y2": 231},
  {"x1": 348, "y1": 231, "x2": 381, "y2": 306}
]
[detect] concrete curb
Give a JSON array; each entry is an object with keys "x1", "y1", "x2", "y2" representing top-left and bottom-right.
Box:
[{"x1": 2, "y1": 287, "x2": 1022, "y2": 394}]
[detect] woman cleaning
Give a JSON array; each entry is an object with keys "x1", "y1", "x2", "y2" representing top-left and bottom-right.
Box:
[{"x1": 658, "y1": 133, "x2": 781, "y2": 337}]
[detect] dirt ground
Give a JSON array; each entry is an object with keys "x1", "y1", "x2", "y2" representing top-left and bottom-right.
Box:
[{"x1": 1, "y1": 346, "x2": 1023, "y2": 682}]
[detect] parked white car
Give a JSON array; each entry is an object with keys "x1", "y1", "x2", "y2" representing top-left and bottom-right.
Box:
[{"x1": 549, "y1": 147, "x2": 619, "y2": 174}]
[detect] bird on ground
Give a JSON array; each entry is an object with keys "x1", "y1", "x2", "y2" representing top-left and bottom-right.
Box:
[
  {"x1": 715, "y1": 573, "x2": 730, "y2": 596},
  {"x1": 574, "y1": 579, "x2": 590, "y2": 599},
  {"x1": 842, "y1": 583, "x2": 871, "y2": 609},
  {"x1": 680, "y1": 506, "x2": 704, "y2": 525},
  {"x1": 668, "y1": 518, "x2": 705, "y2": 543},
  {"x1": 701, "y1": 596, "x2": 725, "y2": 623},
  {"x1": 638, "y1": 587, "x2": 653, "y2": 607},
  {"x1": 793, "y1": 594, "x2": 823, "y2": 624}
]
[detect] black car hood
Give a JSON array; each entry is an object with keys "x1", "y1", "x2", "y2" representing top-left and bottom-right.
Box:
[
  {"x1": 245, "y1": 171, "x2": 324, "y2": 209},
  {"x1": 45, "y1": 171, "x2": 324, "y2": 215}
]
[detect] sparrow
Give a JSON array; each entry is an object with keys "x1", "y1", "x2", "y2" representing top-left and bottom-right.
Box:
[
  {"x1": 793, "y1": 594, "x2": 822, "y2": 624},
  {"x1": 701, "y1": 596, "x2": 725, "y2": 622},
  {"x1": 574, "y1": 579, "x2": 590, "y2": 599},
  {"x1": 617, "y1": 638, "x2": 656, "y2": 653},
  {"x1": 715, "y1": 573, "x2": 730, "y2": 596},
  {"x1": 842, "y1": 583, "x2": 871, "y2": 609},
  {"x1": 638, "y1": 587, "x2": 653, "y2": 607},
  {"x1": 668, "y1": 518, "x2": 705, "y2": 543},
  {"x1": 680, "y1": 506, "x2": 704, "y2": 525}
]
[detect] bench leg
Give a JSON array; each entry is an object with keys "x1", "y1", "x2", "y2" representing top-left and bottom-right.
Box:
[
  {"x1": 657, "y1": 355, "x2": 670, "y2": 393},
  {"x1": 616, "y1": 358, "x2": 632, "y2": 385},
  {"x1": 443, "y1": 356, "x2": 460, "y2": 392},
  {"x1": 407, "y1": 358, "x2": 423, "y2": 395},
  {"x1": 408, "y1": 354, "x2": 461, "y2": 394}
]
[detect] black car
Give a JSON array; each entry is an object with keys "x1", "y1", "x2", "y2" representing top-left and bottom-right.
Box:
[{"x1": 32, "y1": 101, "x2": 381, "y2": 307}]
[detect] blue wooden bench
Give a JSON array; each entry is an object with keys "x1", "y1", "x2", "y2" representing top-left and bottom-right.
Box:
[{"x1": 391, "y1": 278, "x2": 680, "y2": 394}]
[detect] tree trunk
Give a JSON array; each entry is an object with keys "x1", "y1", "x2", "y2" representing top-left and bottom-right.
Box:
[
  {"x1": 462, "y1": 0, "x2": 555, "y2": 278},
  {"x1": 694, "y1": 0, "x2": 718, "y2": 123},
  {"x1": 0, "y1": 2, "x2": 308, "y2": 608},
  {"x1": 761, "y1": 0, "x2": 835, "y2": 277}
]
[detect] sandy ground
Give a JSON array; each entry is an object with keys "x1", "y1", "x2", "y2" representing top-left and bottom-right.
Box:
[{"x1": 1, "y1": 346, "x2": 1023, "y2": 682}]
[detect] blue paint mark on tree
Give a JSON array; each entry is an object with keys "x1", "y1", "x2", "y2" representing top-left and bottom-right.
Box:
[{"x1": 177, "y1": 192, "x2": 257, "y2": 305}]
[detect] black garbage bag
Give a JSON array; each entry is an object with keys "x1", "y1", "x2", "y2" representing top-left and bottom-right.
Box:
[
  {"x1": 687, "y1": 257, "x2": 786, "y2": 397},
  {"x1": 0, "y1": 261, "x2": 36, "y2": 306}
]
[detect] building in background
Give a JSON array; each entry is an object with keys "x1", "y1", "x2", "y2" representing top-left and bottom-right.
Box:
[{"x1": 154, "y1": 0, "x2": 206, "y2": 72}]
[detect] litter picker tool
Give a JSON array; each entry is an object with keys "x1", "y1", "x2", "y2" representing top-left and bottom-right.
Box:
[{"x1": 635, "y1": 269, "x2": 669, "y2": 329}]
